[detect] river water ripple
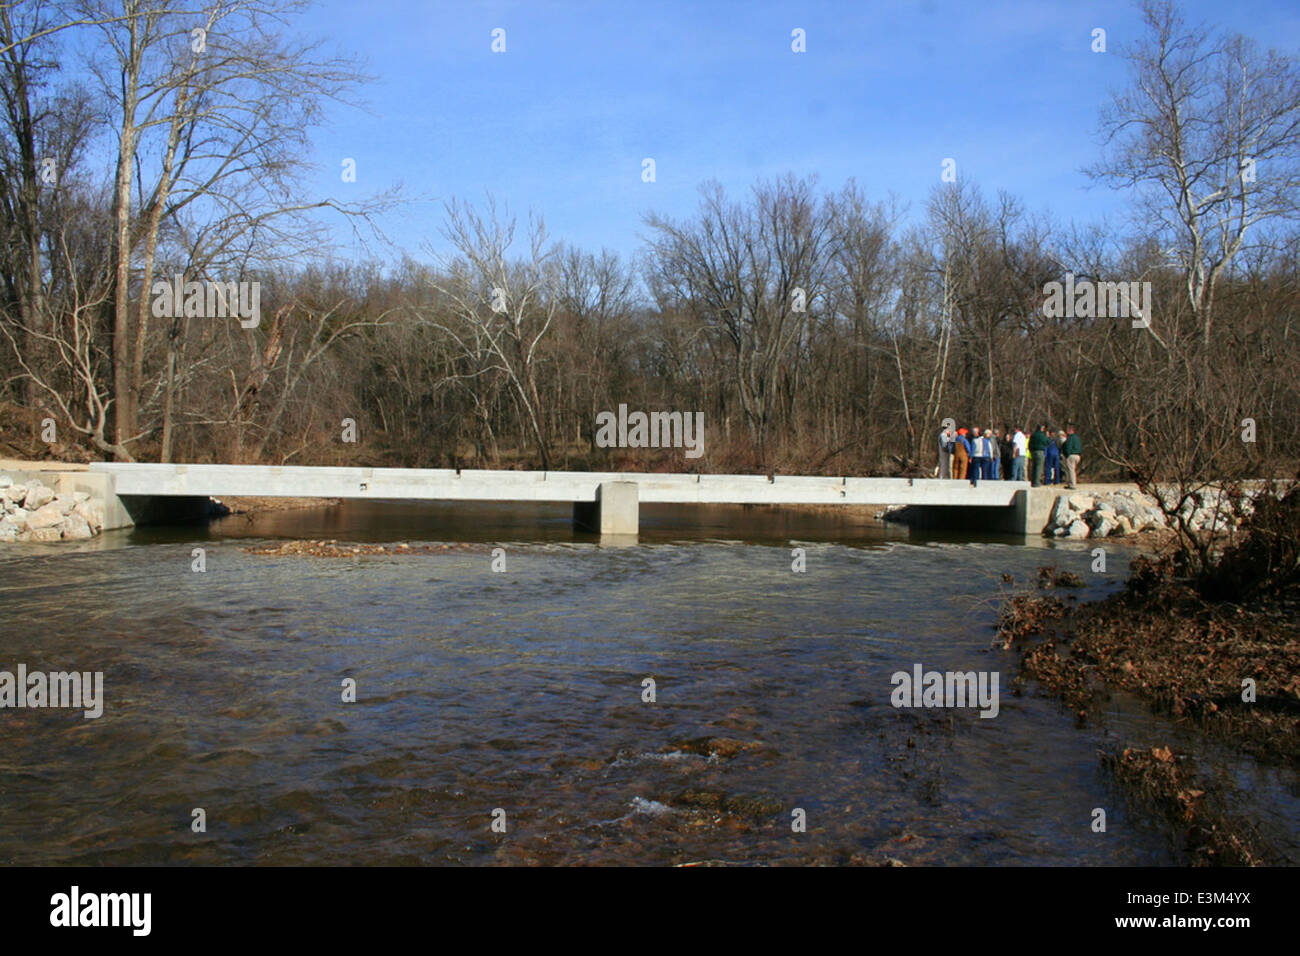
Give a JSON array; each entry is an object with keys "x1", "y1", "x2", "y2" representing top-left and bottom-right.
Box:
[{"x1": 1, "y1": 501, "x2": 1295, "y2": 865}]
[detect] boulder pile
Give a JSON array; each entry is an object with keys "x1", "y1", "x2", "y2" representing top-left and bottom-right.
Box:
[
  {"x1": 0, "y1": 474, "x2": 104, "y2": 542},
  {"x1": 1044, "y1": 488, "x2": 1248, "y2": 539}
]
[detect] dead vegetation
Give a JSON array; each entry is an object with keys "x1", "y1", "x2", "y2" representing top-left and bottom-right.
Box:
[{"x1": 998, "y1": 483, "x2": 1300, "y2": 864}]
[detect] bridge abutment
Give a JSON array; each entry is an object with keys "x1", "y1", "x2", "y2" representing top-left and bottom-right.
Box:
[{"x1": 890, "y1": 486, "x2": 1057, "y2": 535}]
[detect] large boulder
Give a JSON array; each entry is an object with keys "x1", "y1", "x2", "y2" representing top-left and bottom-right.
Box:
[
  {"x1": 25, "y1": 502, "x2": 65, "y2": 530},
  {"x1": 0, "y1": 518, "x2": 18, "y2": 542},
  {"x1": 1107, "y1": 495, "x2": 1140, "y2": 520},
  {"x1": 74, "y1": 500, "x2": 104, "y2": 531},
  {"x1": 1068, "y1": 494, "x2": 1095, "y2": 513},
  {"x1": 1066, "y1": 519, "x2": 1090, "y2": 538},
  {"x1": 52, "y1": 494, "x2": 78, "y2": 515},
  {"x1": 1091, "y1": 515, "x2": 1117, "y2": 538},
  {"x1": 1049, "y1": 495, "x2": 1075, "y2": 529},
  {"x1": 59, "y1": 514, "x2": 93, "y2": 539},
  {"x1": 22, "y1": 483, "x2": 54, "y2": 510},
  {"x1": 21, "y1": 526, "x2": 61, "y2": 542},
  {"x1": 1127, "y1": 503, "x2": 1162, "y2": 531}
]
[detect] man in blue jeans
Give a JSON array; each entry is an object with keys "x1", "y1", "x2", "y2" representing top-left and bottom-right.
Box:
[
  {"x1": 1011, "y1": 426, "x2": 1028, "y2": 481},
  {"x1": 1044, "y1": 429, "x2": 1063, "y2": 485},
  {"x1": 973, "y1": 428, "x2": 995, "y2": 486},
  {"x1": 968, "y1": 427, "x2": 984, "y2": 485}
]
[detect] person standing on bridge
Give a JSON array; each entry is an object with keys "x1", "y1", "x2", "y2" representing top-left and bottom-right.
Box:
[
  {"x1": 953, "y1": 428, "x2": 970, "y2": 480},
  {"x1": 938, "y1": 423, "x2": 955, "y2": 479},
  {"x1": 1044, "y1": 428, "x2": 1062, "y2": 485},
  {"x1": 1063, "y1": 425, "x2": 1083, "y2": 489},
  {"x1": 970, "y1": 428, "x2": 993, "y2": 487},
  {"x1": 1011, "y1": 426, "x2": 1028, "y2": 481},
  {"x1": 1029, "y1": 424, "x2": 1049, "y2": 486}
]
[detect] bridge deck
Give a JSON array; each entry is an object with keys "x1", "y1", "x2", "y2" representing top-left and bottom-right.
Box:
[{"x1": 89, "y1": 463, "x2": 1028, "y2": 507}]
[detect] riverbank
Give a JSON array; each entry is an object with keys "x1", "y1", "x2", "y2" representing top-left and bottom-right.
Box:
[{"x1": 997, "y1": 484, "x2": 1300, "y2": 865}]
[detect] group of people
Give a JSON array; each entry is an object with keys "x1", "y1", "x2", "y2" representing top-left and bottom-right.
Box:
[{"x1": 937, "y1": 423, "x2": 1083, "y2": 489}]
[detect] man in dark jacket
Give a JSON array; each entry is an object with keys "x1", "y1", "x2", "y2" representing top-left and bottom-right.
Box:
[
  {"x1": 1044, "y1": 429, "x2": 1062, "y2": 485},
  {"x1": 1063, "y1": 425, "x2": 1083, "y2": 489},
  {"x1": 1028, "y1": 425, "x2": 1049, "y2": 486}
]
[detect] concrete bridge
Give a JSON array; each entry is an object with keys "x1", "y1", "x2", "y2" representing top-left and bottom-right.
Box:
[{"x1": 80, "y1": 463, "x2": 1052, "y2": 536}]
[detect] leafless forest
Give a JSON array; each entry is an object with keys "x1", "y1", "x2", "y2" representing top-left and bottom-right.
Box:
[{"x1": 2, "y1": 0, "x2": 1297, "y2": 486}]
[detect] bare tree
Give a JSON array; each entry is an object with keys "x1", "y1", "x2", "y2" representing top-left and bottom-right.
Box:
[
  {"x1": 424, "y1": 197, "x2": 559, "y2": 470},
  {"x1": 80, "y1": 0, "x2": 380, "y2": 454},
  {"x1": 645, "y1": 174, "x2": 838, "y2": 462},
  {"x1": 1089, "y1": 0, "x2": 1300, "y2": 346}
]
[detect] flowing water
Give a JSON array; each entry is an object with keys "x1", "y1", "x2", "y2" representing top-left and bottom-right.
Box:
[{"x1": 1, "y1": 501, "x2": 1296, "y2": 865}]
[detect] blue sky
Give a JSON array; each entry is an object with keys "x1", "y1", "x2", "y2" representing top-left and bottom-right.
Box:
[{"x1": 273, "y1": 1, "x2": 1300, "y2": 263}]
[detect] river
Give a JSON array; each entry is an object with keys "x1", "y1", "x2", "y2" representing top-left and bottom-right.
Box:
[{"x1": 2, "y1": 501, "x2": 1296, "y2": 865}]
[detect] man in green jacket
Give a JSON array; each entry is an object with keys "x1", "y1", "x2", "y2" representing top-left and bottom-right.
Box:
[
  {"x1": 1028, "y1": 425, "x2": 1049, "y2": 486},
  {"x1": 1063, "y1": 425, "x2": 1083, "y2": 489}
]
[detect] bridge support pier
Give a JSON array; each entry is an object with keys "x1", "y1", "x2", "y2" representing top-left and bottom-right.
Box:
[{"x1": 573, "y1": 480, "x2": 639, "y2": 536}]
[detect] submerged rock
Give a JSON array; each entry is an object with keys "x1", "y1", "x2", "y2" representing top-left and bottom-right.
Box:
[{"x1": 669, "y1": 736, "x2": 762, "y2": 759}]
